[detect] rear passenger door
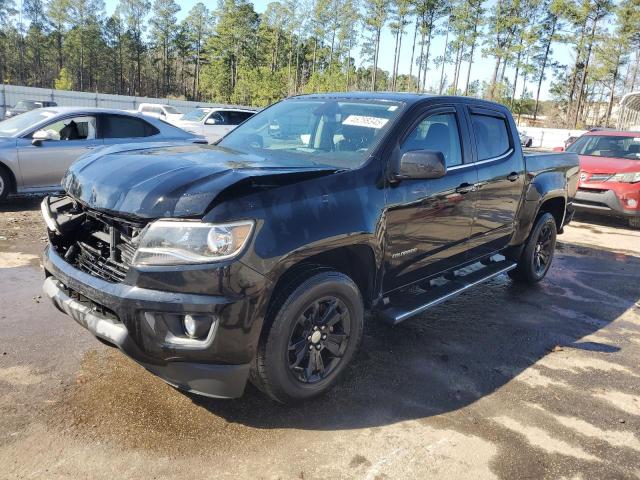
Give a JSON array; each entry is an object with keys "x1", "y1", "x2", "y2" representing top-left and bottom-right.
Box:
[{"x1": 465, "y1": 106, "x2": 526, "y2": 258}]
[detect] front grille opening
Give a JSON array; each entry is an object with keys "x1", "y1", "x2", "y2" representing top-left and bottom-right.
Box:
[
  {"x1": 50, "y1": 198, "x2": 145, "y2": 283},
  {"x1": 72, "y1": 220, "x2": 139, "y2": 282}
]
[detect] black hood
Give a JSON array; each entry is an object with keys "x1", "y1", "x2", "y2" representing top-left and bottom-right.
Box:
[{"x1": 63, "y1": 142, "x2": 339, "y2": 219}]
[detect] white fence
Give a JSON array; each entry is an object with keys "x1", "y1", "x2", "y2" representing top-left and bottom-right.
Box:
[
  {"x1": 0, "y1": 84, "x2": 249, "y2": 118},
  {"x1": 516, "y1": 126, "x2": 587, "y2": 149},
  {"x1": 0, "y1": 84, "x2": 587, "y2": 149}
]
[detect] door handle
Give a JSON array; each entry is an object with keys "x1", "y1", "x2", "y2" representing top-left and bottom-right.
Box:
[
  {"x1": 507, "y1": 172, "x2": 520, "y2": 182},
  {"x1": 455, "y1": 183, "x2": 475, "y2": 194}
]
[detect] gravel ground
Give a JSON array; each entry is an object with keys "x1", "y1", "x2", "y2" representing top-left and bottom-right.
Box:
[{"x1": 1, "y1": 195, "x2": 639, "y2": 479}]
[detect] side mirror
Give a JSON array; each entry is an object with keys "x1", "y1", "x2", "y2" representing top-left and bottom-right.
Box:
[
  {"x1": 396, "y1": 150, "x2": 447, "y2": 180},
  {"x1": 552, "y1": 146, "x2": 564, "y2": 152},
  {"x1": 205, "y1": 117, "x2": 218, "y2": 125},
  {"x1": 32, "y1": 129, "x2": 55, "y2": 146}
]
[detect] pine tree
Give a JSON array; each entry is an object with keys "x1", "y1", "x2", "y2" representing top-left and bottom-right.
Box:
[{"x1": 363, "y1": 0, "x2": 390, "y2": 91}]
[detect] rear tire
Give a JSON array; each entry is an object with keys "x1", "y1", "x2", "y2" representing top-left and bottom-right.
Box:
[
  {"x1": 628, "y1": 217, "x2": 640, "y2": 229},
  {"x1": 251, "y1": 270, "x2": 364, "y2": 404},
  {"x1": 509, "y1": 212, "x2": 557, "y2": 284},
  {"x1": 0, "y1": 168, "x2": 11, "y2": 201}
]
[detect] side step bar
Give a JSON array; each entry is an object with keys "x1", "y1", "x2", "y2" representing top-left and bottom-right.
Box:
[{"x1": 379, "y1": 258, "x2": 517, "y2": 325}]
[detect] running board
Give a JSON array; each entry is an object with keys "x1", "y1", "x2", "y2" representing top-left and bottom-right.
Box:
[{"x1": 379, "y1": 259, "x2": 517, "y2": 325}]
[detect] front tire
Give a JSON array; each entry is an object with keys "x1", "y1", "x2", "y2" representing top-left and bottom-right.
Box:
[
  {"x1": 0, "y1": 168, "x2": 11, "y2": 201},
  {"x1": 251, "y1": 270, "x2": 364, "y2": 404},
  {"x1": 629, "y1": 217, "x2": 640, "y2": 229},
  {"x1": 509, "y1": 212, "x2": 557, "y2": 284}
]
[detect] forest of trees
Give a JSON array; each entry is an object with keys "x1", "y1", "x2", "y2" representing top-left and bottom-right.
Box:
[{"x1": 0, "y1": 0, "x2": 639, "y2": 128}]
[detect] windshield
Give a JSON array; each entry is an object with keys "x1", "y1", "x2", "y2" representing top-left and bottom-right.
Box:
[
  {"x1": 0, "y1": 109, "x2": 57, "y2": 137},
  {"x1": 13, "y1": 100, "x2": 37, "y2": 110},
  {"x1": 182, "y1": 109, "x2": 208, "y2": 122},
  {"x1": 218, "y1": 98, "x2": 403, "y2": 169},
  {"x1": 164, "y1": 106, "x2": 181, "y2": 115},
  {"x1": 567, "y1": 134, "x2": 640, "y2": 160}
]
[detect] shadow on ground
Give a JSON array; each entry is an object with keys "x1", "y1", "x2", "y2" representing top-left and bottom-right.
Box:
[
  {"x1": 0, "y1": 194, "x2": 45, "y2": 212},
  {"x1": 573, "y1": 211, "x2": 638, "y2": 232},
  {"x1": 183, "y1": 242, "x2": 639, "y2": 430}
]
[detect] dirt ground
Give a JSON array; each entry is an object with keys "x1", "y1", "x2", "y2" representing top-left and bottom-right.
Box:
[{"x1": 1, "y1": 195, "x2": 639, "y2": 479}]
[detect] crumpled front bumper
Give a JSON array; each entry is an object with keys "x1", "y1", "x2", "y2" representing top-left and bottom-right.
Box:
[{"x1": 42, "y1": 245, "x2": 251, "y2": 399}]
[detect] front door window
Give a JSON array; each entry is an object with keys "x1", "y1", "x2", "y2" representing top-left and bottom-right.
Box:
[{"x1": 37, "y1": 116, "x2": 97, "y2": 141}]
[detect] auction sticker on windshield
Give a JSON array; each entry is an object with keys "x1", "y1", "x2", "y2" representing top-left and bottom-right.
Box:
[{"x1": 343, "y1": 115, "x2": 389, "y2": 129}]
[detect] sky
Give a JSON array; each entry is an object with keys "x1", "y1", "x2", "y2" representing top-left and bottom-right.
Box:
[{"x1": 104, "y1": 0, "x2": 579, "y2": 101}]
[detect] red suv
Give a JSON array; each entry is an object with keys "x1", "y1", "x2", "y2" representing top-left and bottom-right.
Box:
[{"x1": 566, "y1": 130, "x2": 640, "y2": 228}]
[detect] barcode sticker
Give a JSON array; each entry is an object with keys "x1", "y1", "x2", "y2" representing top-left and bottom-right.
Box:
[{"x1": 342, "y1": 115, "x2": 389, "y2": 129}]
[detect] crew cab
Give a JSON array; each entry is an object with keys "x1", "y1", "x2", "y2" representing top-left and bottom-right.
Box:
[
  {"x1": 565, "y1": 130, "x2": 640, "y2": 229},
  {"x1": 41, "y1": 93, "x2": 578, "y2": 403}
]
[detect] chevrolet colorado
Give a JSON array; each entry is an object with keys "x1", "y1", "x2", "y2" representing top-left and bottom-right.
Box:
[{"x1": 41, "y1": 93, "x2": 579, "y2": 403}]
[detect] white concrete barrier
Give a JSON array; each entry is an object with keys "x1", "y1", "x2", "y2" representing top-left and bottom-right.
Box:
[
  {"x1": 517, "y1": 126, "x2": 587, "y2": 149},
  {"x1": 0, "y1": 84, "x2": 252, "y2": 119}
]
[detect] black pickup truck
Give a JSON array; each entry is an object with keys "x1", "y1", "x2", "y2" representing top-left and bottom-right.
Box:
[{"x1": 41, "y1": 93, "x2": 579, "y2": 403}]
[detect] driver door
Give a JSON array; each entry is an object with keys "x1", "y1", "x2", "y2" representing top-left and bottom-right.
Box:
[
  {"x1": 383, "y1": 105, "x2": 478, "y2": 291},
  {"x1": 203, "y1": 111, "x2": 233, "y2": 143},
  {"x1": 17, "y1": 115, "x2": 102, "y2": 190}
]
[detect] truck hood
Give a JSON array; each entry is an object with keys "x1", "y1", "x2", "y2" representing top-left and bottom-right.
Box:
[
  {"x1": 62, "y1": 142, "x2": 339, "y2": 219},
  {"x1": 579, "y1": 155, "x2": 640, "y2": 174}
]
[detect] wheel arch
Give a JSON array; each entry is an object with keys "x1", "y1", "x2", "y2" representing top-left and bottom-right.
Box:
[
  {"x1": 0, "y1": 160, "x2": 17, "y2": 195},
  {"x1": 264, "y1": 243, "x2": 378, "y2": 320},
  {"x1": 536, "y1": 196, "x2": 566, "y2": 230}
]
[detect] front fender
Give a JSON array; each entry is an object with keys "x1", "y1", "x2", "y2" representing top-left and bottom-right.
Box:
[{"x1": 204, "y1": 167, "x2": 386, "y2": 283}]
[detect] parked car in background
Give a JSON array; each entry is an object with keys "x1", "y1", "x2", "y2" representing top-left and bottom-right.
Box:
[
  {"x1": 0, "y1": 107, "x2": 206, "y2": 200},
  {"x1": 172, "y1": 107, "x2": 257, "y2": 143},
  {"x1": 518, "y1": 129, "x2": 533, "y2": 147},
  {"x1": 564, "y1": 135, "x2": 579, "y2": 150},
  {"x1": 4, "y1": 100, "x2": 58, "y2": 119},
  {"x1": 567, "y1": 130, "x2": 640, "y2": 228},
  {"x1": 41, "y1": 93, "x2": 578, "y2": 403},
  {"x1": 135, "y1": 103, "x2": 183, "y2": 123}
]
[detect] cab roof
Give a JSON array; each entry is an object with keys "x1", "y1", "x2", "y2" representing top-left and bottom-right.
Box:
[{"x1": 290, "y1": 92, "x2": 508, "y2": 110}]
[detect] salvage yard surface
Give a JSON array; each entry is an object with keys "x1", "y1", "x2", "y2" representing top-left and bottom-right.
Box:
[{"x1": 1, "y1": 196, "x2": 639, "y2": 479}]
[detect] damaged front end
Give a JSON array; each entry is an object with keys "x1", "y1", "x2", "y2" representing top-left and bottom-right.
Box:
[
  {"x1": 42, "y1": 196, "x2": 145, "y2": 283},
  {"x1": 40, "y1": 195, "x2": 269, "y2": 399}
]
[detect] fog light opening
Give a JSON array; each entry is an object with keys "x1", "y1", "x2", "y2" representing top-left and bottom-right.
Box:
[
  {"x1": 182, "y1": 314, "x2": 215, "y2": 339},
  {"x1": 626, "y1": 198, "x2": 638, "y2": 208}
]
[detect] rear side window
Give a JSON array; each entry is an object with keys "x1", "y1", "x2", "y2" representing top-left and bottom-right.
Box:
[
  {"x1": 101, "y1": 115, "x2": 159, "y2": 138},
  {"x1": 470, "y1": 114, "x2": 510, "y2": 160},
  {"x1": 228, "y1": 111, "x2": 254, "y2": 125}
]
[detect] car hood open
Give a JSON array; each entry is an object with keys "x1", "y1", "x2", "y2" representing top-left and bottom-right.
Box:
[{"x1": 62, "y1": 142, "x2": 339, "y2": 219}]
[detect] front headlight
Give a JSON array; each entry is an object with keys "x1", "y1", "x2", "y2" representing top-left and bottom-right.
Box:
[
  {"x1": 133, "y1": 220, "x2": 254, "y2": 266},
  {"x1": 608, "y1": 172, "x2": 640, "y2": 183}
]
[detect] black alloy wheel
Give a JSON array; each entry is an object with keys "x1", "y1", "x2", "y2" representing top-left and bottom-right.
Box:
[
  {"x1": 251, "y1": 270, "x2": 364, "y2": 404},
  {"x1": 533, "y1": 222, "x2": 554, "y2": 276},
  {"x1": 287, "y1": 296, "x2": 351, "y2": 384},
  {"x1": 509, "y1": 212, "x2": 557, "y2": 284}
]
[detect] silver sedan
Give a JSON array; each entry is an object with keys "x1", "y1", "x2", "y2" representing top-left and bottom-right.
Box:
[{"x1": 0, "y1": 107, "x2": 206, "y2": 200}]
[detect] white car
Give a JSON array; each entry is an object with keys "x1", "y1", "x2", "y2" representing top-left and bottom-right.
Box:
[
  {"x1": 519, "y1": 130, "x2": 533, "y2": 148},
  {"x1": 173, "y1": 107, "x2": 256, "y2": 143},
  {"x1": 0, "y1": 107, "x2": 205, "y2": 199},
  {"x1": 136, "y1": 103, "x2": 184, "y2": 123}
]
